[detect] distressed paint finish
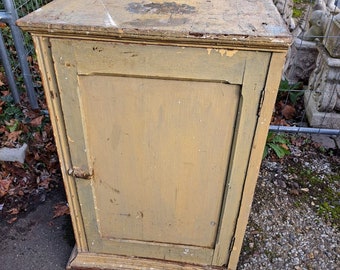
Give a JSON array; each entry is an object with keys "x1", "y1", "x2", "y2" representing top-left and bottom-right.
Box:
[
  {"x1": 17, "y1": 0, "x2": 291, "y2": 50},
  {"x1": 227, "y1": 52, "x2": 288, "y2": 269},
  {"x1": 32, "y1": 36, "x2": 88, "y2": 252},
  {"x1": 80, "y1": 76, "x2": 239, "y2": 247},
  {"x1": 18, "y1": 0, "x2": 291, "y2": 269}
]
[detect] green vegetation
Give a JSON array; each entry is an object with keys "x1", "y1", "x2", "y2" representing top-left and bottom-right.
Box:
[
  {"x1": 292, "y1": 0, "x2": 312, "y2": 18},
  {"x1": 0, "y1": 95, "x2": 24, "y2": 123},
  {"x1": 263, "y1": 132, "x2": 291, "y2": 159},
  {"x1": 278, "y1": 79, "x2": 304, "y2": 106},
  {"x1": 289, "y1": 165, "x2": 340, "y2": 229}
]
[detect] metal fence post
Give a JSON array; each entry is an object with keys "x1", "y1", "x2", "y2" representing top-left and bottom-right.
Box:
[
  {"x1": 3, "y1": 0, "x2": 38, "y2": 109},
  {"x1": 0, "y1": 25, "x2": 20, "y2": 103}
]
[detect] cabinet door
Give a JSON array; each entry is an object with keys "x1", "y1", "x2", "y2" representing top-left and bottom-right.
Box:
[{"x1": 51, "y1": 39, "x2": 270, "y2": 265}]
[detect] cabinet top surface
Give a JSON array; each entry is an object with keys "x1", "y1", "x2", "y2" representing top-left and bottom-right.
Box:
[{"x1": 17, "y1": 0, "x2": 292, "y2": 49}]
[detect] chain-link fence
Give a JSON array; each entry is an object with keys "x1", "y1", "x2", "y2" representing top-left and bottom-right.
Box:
[
  {"x1": 0, "y1": 0, "x2": 52, "y2": 109},
  {"x1": 272, "y1": 0, "x2": 340, "y2": 137}
]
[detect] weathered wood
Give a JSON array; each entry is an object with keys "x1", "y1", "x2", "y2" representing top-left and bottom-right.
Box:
[
  {"x1": 32, "y1": 36, "x2": 88, "y2": 252},
  {"x1": 212, "y1": 51, "x2": 271, "y2": 265},
  {"x1": 73, "y1": 40, "x2": 247, "y2": 84},
  {"x1": 17, "y1": 0, "x2": 291, "y2": 51},
  {"x1": 19, "y1": 1, "x2": 290, "y2": 269},
  {"x1": 227, "y1": 52, "x2": 287, "y2": 269},
  {"x1": 68, "y1": 250, "x2": 226, "y2": 270}
]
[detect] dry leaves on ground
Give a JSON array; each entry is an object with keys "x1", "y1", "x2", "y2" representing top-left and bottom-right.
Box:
[{"x1": 0, "y1": 90, "x2": 62, "y2": 223}]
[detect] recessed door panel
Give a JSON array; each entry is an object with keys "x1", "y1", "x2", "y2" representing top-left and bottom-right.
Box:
[{"x1": 78, "y1": 75, "x2": 239, "y2": 248}]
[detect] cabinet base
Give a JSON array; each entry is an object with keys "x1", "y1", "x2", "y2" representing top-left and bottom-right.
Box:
[{"x1": 66, "y1": 247, "x2": 226, "y2": 270}]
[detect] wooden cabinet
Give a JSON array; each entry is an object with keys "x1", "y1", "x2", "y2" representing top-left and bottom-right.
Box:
[{"x1": 18, "y1": 1, "x2": 291, "y2": 269}]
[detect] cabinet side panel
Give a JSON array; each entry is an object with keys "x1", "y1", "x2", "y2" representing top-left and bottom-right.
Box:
[
  {"x1": 227, "y1": 52, "x2": 287, "y2": 269},
  {"x1": 213, "y1": 51, "x2": 272, "y2": 265},
  {"x1": 32, "y1": 36, "x2": 88, "y2": 251}
]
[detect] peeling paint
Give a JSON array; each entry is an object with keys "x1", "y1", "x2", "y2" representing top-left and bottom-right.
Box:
[
  {"x1": 183, "y1": 248, "x2": 190, "y2": 255},
  {"x1": 218, "y1": 49, "x2": 226, "y2": 56},
  {"x1": 226, "y1": 50, "x2": 238, "y2": 57},
  {"x1": 136, "y1": 211, "x2": 144, "y2": 219},
  {"x1": 207, "y1": 48, "x2": 212, "y2": 55},
  {"x1": 214, "y1": 49, "x2": 238, "y2": 57},
  {"x1": 271, "y1": 38, "x2": 285, "y2": 43}
]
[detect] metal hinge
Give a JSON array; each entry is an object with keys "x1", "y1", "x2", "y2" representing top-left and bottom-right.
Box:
[
  {"x1": 228, "y1": 236, "x2": 236, "y2": 253},
  {"x1": 257, "y1": 89, "x2": 266, "y2": 117}
]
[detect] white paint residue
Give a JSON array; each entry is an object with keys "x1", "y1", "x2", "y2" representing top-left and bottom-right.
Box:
[
  {"x1": 271, "y1": 38, "x2": 285, "y2": 43},
  {"x1": 183, "y1": 248, "x2": 190, "y2": 255},
  {"x1": 99, "y1": 0, "x2": 118, "y2": 27},
  {"x1": 207, "y1": 48, "x2": 212, "y2": 55},
  {"x1": 106, "y1": 12, "x2": 117, "y2": 27}
]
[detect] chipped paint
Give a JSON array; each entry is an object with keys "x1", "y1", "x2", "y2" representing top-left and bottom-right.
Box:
[
  {"x1": 207, "y1": 48, "x2": 212, "y2": 55},
  {"x1": 226, "y1": 50, "x2": 238, "y2": 57},
  {"x1": 127, "y1": 2, "x2": 196, "y2": 15},
  {"x1": 270, "y1": 38, "x2": 285, "y2": 43},
  {"x1": 218, "y1": 49, "x2": 226, "y2": 56}
]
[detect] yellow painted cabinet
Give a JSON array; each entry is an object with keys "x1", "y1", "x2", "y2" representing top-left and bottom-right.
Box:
[{"x1": 18, "y1": 0, "x2": 291, "y2": 269}]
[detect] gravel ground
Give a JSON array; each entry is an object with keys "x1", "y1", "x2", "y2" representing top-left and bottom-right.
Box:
[{"x1": 238, "y1": 135, "x2": 340, "y2": 270}]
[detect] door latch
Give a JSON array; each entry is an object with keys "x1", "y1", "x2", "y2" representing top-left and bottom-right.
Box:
[{"x1": 67, "y1": 166, "x2": 93, "y2": 179}]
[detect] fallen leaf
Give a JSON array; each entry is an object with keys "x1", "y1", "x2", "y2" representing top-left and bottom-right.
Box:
[
  {"x1": 30, "y1": 115, "x2": 44, "y2": 127},
  {"x1": 281, "y1": 104, "x2": 296, "y2": 120},
  {"x1": 271, "y1": 116, "x2": 290, "y2": 126},
  {"x1": 7, "y1": 216, "x2": 18, "y2": 224},
  {"x1": 53, "y1": 203, "x2": 70, "y2": 219},
  {"x1": 0, "y1": 126, "x2": 7, "y2": 133},
  {"x1": 291, "y1": 137, "x2": 305, "y2": 147},
  {"x1": 45, "y1": 142, "x2": 56, "y2": 152},
  {"x1": 39, "y1": 178, "x2": 52, "y2": 189},
  {"x1": 7, "y1": 208, "x2": 19, "y2": 215},
  {"x1": 290, "y1": 189, "x2": 299, "y2": 196},
  {"x1": 7, "y1": 130, "x2": 22, "y2": 142},
  {"x1": 0, "y1": 179, "x2": 12, "y2": 197},
  {"x1": 1, "y1": 90, "x2": 10, "y2": 96},
  {"x1": 27, "y1": 55, "x2": 33, "y2": 63},
  {"x1": 280, "y1": 143, "x2": 289, "y2": 151}
]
